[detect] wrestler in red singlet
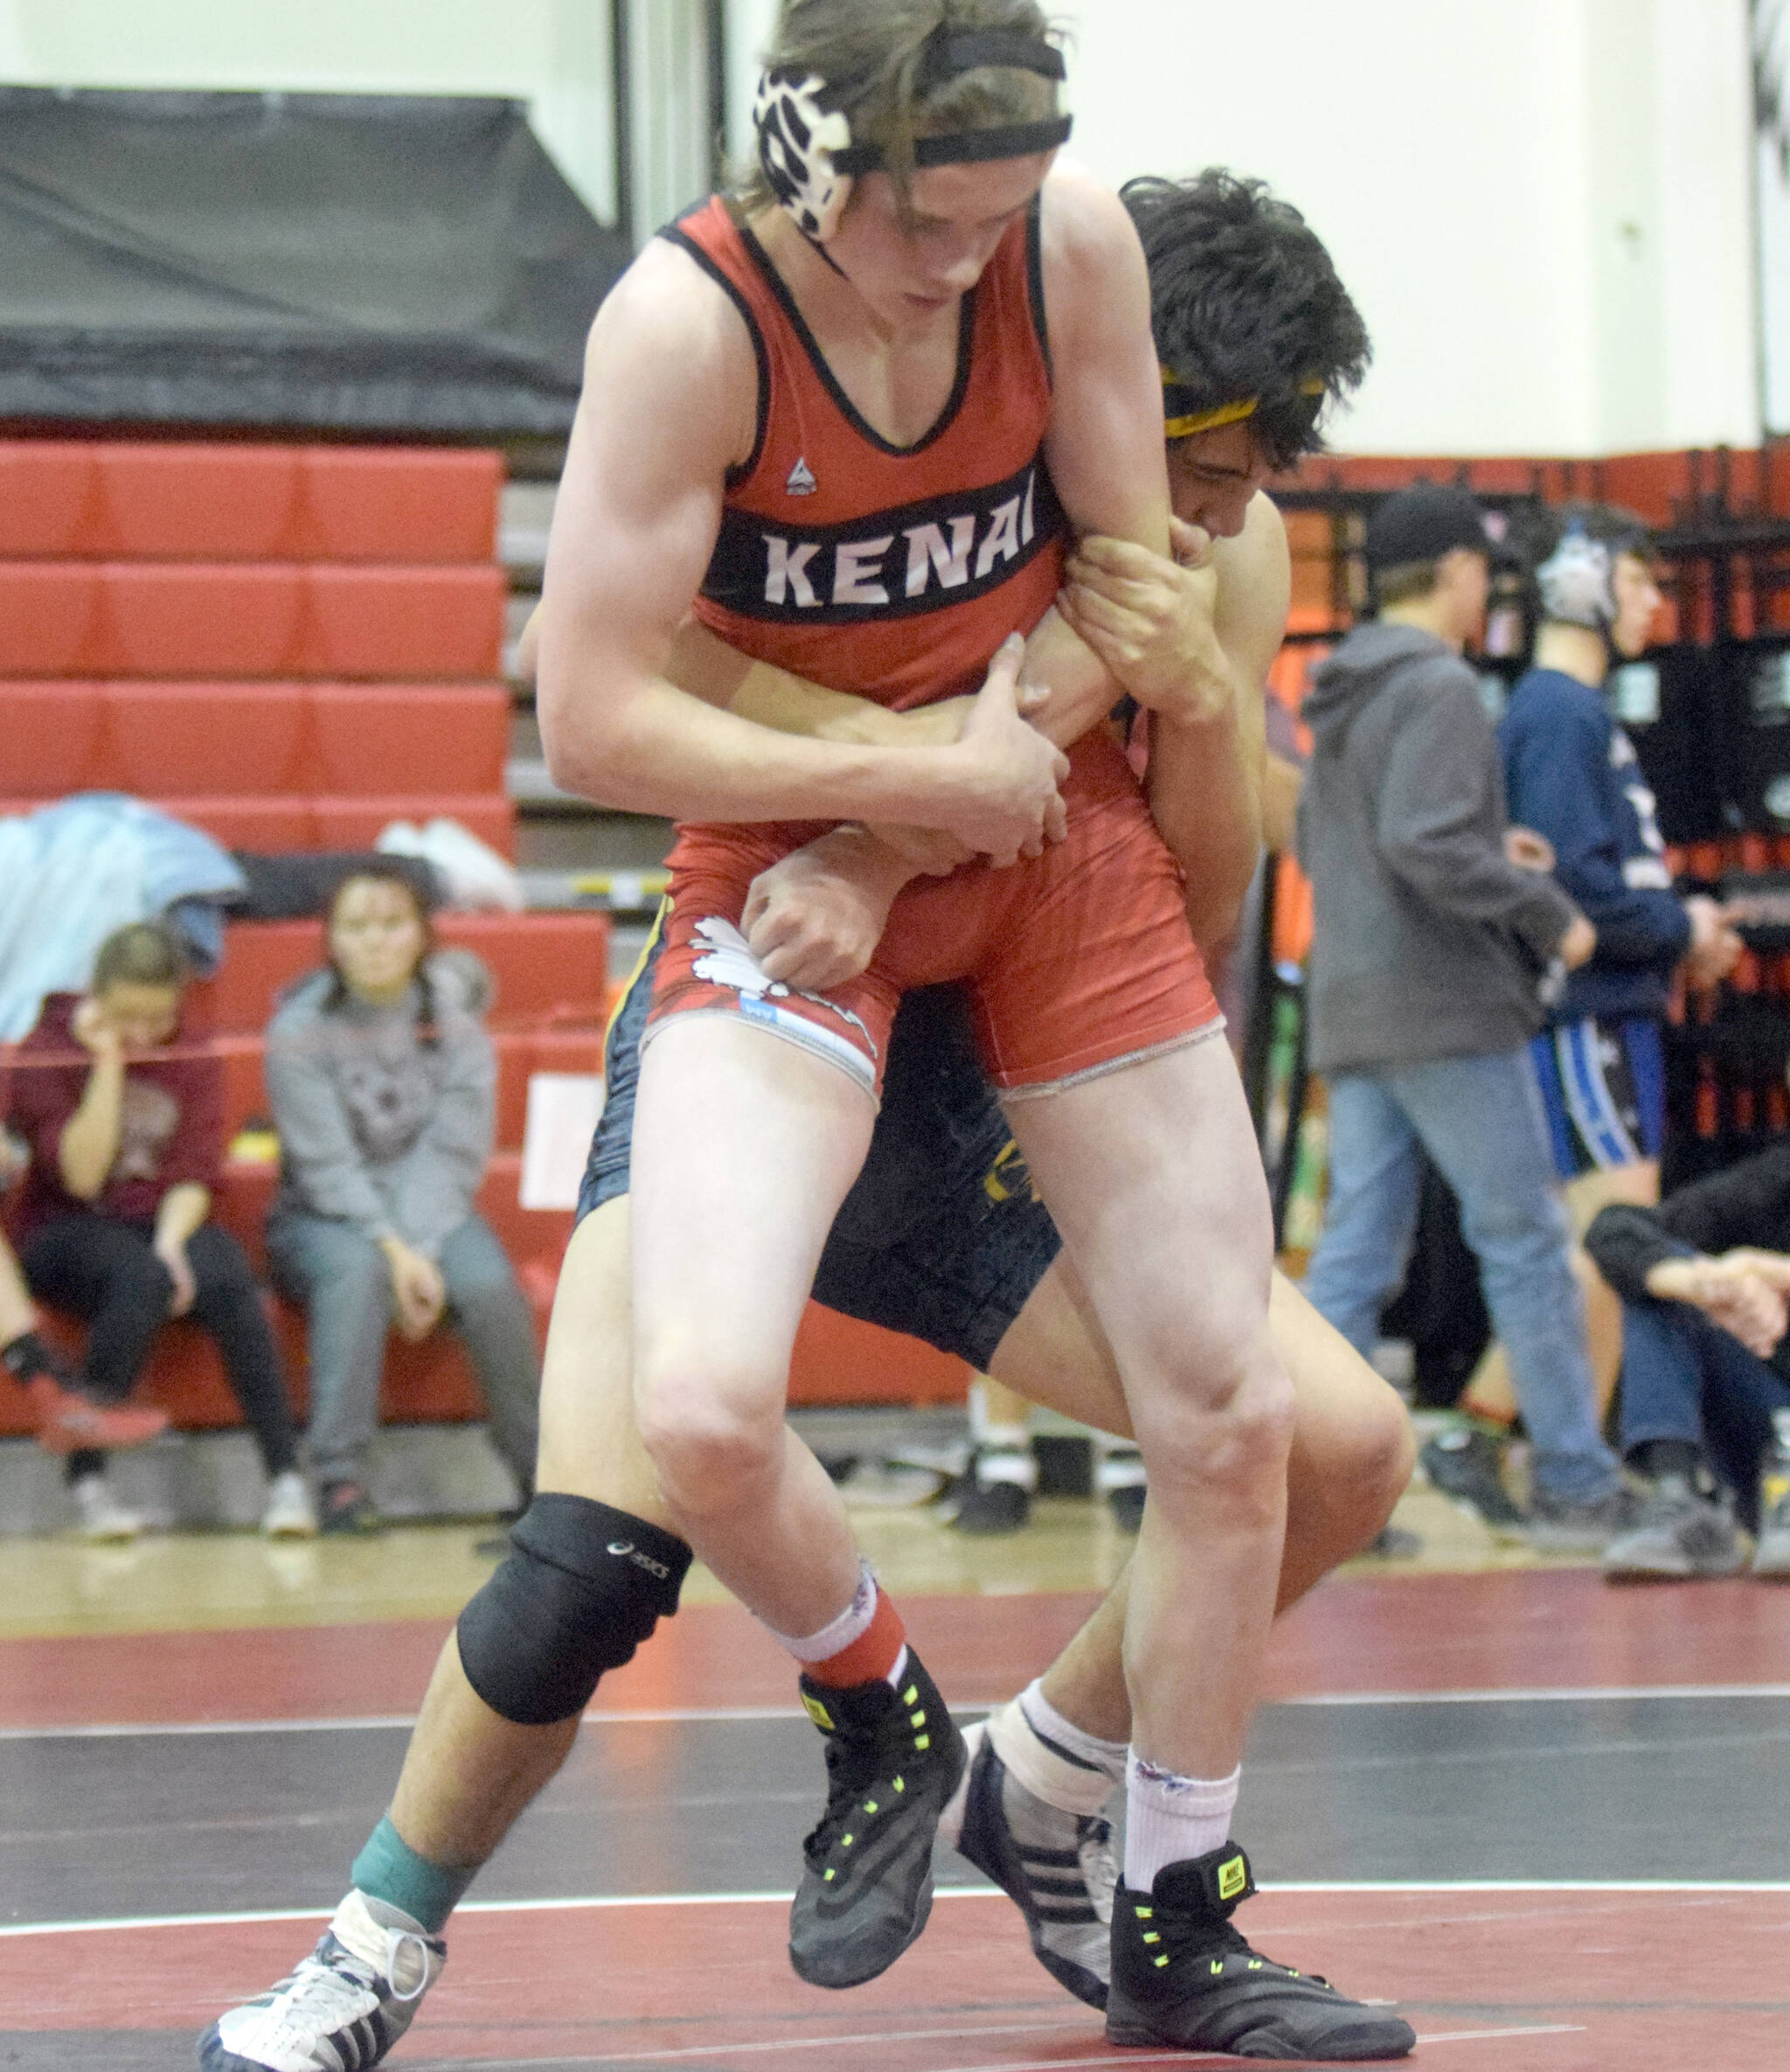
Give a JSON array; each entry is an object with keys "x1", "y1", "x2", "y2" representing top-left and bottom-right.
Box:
[{"x1": 644, "y1": 195, "x2": 1220, "y2": 1099}]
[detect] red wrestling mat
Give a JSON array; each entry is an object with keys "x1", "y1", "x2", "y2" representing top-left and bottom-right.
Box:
[
  {"x1": 8, "y1": 1572, "x2": 1790, "y2": 1731},
  {"x1": 3, "y1": 1887, "x2": 1784, "y2": 2070}
]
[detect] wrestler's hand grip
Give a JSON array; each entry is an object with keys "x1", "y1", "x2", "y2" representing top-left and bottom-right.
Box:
[{"x1": 946, "y1": 635, "x2": 1069, "y2": 866}]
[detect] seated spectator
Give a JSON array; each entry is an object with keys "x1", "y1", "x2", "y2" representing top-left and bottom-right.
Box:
[
  {"x1": 8, "y1": 922, "x2": 311, "y2": 1540},
  {"x1": 2, "y1": 1115, "x2": 171, "y2": 1452},
  {"x1": 265, "y1": 864, "x2": 539, "y2": 1535},
  {"x1": 1587, "y1": 1144, "x2": 1790, "y2": 1581}
]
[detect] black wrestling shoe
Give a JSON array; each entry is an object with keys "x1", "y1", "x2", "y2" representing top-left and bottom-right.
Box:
[
  {"x1": 788, "y1": 1650, "x2": 967, "y2": 1989},
  {"x1": 1419, "y1": 1428, "x2": 1526, "y2": 1535},
  {"x1": 942, "y1": 1719, "x2": 1114, "y2": 2009},
  {"x1": 1107, "y1": 1845, "x2": 1416, "y2": 2061},
  {"x1": 950, "y1": 1456, "x2": 1033, "y2": 1535}
]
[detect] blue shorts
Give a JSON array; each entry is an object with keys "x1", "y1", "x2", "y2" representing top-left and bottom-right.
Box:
[
  {"x1": 577, "y1": 908, "x2": 1063, "y2": 1370},
  {"x1": 1530, "y1": 1015, "x2": 1666, "y2": 1180}
]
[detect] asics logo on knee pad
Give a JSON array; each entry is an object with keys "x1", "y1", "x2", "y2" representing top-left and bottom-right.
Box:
[
  {"x1": 457, "y1": 1494, "x2": 692, "y2": 1724},
  {"x1": 607, "y1": 1540, "x2": 673, "y2": 1579}
]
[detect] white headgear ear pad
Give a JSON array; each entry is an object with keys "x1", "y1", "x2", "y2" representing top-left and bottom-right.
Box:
[
  {"x1": 755, "y1": 71, "x2": 856, "y2": 241},
  {"x1": 1536, "y1": 531, "x2": 1617, "y2": 630}
]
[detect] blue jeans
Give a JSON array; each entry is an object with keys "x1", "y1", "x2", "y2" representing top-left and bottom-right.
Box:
[
  {"x1": 1620, "y1": 1298, "x2": 1790, "y2": 1530},
  {"x1": 267, "y1": 1210, "x2": 539, "y2": 1491},
  {"x1": 1303, "y1": 1048, "x2": 1619, "y2": 1503}
]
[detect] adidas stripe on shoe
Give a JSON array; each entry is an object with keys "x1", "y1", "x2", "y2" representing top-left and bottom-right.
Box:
[
  {"x1": 940, "y1": 1718, "x2": 1115, "y2": 2008},
  {"x1": 198, "y1": 1890, "x2": 443, "y2": 2072}
]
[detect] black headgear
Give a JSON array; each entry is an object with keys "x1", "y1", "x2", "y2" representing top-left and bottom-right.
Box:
[{"x1": 754, "y1": 29, "x2": 1072, "y2": 241}]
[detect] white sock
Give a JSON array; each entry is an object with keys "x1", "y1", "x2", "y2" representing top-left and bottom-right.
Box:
[
  {"x1": 1123, "y1": 1751, "x2": 1240, "y2": 1893},
  {"x1": 1017, "y1": 1677, "x2": 1128, "y2": 1786},
  {"x1": 1094, "y1": 1438, "x2": 1147, "y2": 1494},
  {"x1": 762, "y1": 1561, "x2": 909, "y2": 1689},
  {"x1": 976, "y1": 1430, "x2": 1039, "y2": 1491},
  {"x1": 987, "y1": 1691, "x2": 1115, "y2": 1818}
]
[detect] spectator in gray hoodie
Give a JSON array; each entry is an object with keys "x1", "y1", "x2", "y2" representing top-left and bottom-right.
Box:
[
  {"x1": 265, "y1": 864, "x2": 539, "y2": 1533},
  {"x1": 1296, "y1": 483, "x2": 1623, "y2": 1544}
]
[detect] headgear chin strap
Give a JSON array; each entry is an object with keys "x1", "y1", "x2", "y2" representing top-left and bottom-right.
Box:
[
  {"x1": 754, "y1": 30, "x2": 1072, "y2": 244},
  {"x1": 1535, "y1": 527, "x2": 1620, "y2": 632}
]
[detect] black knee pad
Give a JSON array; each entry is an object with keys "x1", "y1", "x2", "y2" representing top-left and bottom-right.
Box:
[{"x1": 456, "y1": 1494, "x2": 691, "y2": 1725}]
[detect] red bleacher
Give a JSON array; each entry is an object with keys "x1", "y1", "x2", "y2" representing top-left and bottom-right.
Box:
[
  {"x1": 0, "y1": 444, "x2": 501, "y2": 562},
  {"x1": 0, "y1": 439, "x2": 512, "y2": 856},
  {"x1": 0, "y1": 438, "x2": 968, "y2": 1449}
]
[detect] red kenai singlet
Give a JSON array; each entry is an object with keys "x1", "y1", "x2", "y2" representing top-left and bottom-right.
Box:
[
  {"x1": 669, "y1": 195, "x2": 1065, "y2": 708},
  {"x1": 646, "y1": 195, "x2": 1220, "y2": 1098}
]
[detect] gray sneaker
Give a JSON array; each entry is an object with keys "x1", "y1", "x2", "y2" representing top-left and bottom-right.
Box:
[
  {"x1": 1419, "y1": 1428, "x2": 1527, "y2": 1533},
  {"x1": 1754, "y1": 1481, "x2": 1790, "y2": 1578},
  {"x1": 1527, "y1": 1484, "x2": 1627, "y2": 1553},
  {"x1": 1603, "y1": 1473, "x2": 1745, "y2": 1580}
]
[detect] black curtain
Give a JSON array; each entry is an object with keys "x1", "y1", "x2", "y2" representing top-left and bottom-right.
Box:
[{"x1": 0, "y1": 87, "x2": 632, "y2": 435}]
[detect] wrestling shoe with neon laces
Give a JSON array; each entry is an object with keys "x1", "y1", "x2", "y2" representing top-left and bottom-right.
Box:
[
  {"x1": 1107, "y1": 1845, "x2": 1416, "y2": 2060},
  {"x1": 788, "y1": 1649, "x2": 966, "y2": 1988},
  {"x1": 940, "y1": 1717, "x2": 1115, "y2": 2008},
  {"x1": 198, "y1": 1890, "x2": 444, "y2": 2072}
]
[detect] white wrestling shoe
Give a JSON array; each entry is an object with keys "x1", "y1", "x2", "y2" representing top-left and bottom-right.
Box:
[
  {"x1": 940, "y1": 1714, "x2": 1117, "y2": 2009},
  {"x1": 198, "y1": 1890, "x2": 444, "y2": 2071}
]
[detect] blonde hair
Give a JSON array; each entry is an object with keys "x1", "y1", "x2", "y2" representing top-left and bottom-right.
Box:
[{"x1": 742, "y1": 0, "x2": 1063, "y2": 212}]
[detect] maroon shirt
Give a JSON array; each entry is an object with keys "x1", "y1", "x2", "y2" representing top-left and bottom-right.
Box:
[{"x1": 8, "y1": 993, "x2": 224, "y2": 1241}]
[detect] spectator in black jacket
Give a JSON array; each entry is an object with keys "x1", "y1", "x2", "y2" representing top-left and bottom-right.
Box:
[{"x1": 1585, "y1": 1147, "x2": 1790, "y2": 1579}]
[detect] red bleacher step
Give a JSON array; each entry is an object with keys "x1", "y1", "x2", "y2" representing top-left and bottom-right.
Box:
[
  {"x1": 0, "y1": 443, "x2": 502, "y2": 564},
  {"x1": 188, "y1": 914, "x2": 613, "y2": 1037},
  {"x1": 0, "y1": 682, "x2": 510, "y2": 802},
  {"x1": 0, "y1": 564, "x2": 505, "y2": 679}
]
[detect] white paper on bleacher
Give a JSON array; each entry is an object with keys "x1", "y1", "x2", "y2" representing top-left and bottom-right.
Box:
[{"x1": 520, "y1": 1074, "x2": 606, "y2": 1211}]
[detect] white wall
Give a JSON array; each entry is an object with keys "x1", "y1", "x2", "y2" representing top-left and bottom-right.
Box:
[
  {"x1": 3, "y1": 0, "x2": 1761, "y2": 454},
  {"x1": 0, "y1": 0, "x2": 619, "y2": 221},
  {"x1": 723, "y1": 0, "x2": 1761, "y2": 457}
]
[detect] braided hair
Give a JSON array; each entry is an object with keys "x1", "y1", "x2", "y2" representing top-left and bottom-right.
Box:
[{"x1": 322, "y1": 861, "x2": 442, "y2": 1051}]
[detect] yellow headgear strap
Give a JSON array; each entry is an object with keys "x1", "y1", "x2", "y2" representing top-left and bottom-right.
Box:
[
  {"x1": 1159, "y1": 370, "x2": 1328, "y2": 441},
  {"x1": 1163, "y1": 393, "x2": 1259, "y2": 439}
]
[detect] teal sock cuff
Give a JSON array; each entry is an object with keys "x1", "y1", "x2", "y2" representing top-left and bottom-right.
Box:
[{"x1": 350, "y1": 1813, "x2": 478, "y2": 1936}]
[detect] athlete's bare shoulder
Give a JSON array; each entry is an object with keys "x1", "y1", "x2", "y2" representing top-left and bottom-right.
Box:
[
  {"x1": 1211, "y1": 493, "x2": 1293, "y2": 686},
  {"x1": 1036, "y1": 158, "x2": 1148, "y2": 306},
  {"x1": 576, "y1": 233, "x2": 760, "y2": 480}
]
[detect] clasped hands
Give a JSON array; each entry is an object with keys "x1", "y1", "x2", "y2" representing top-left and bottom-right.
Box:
[
  {"x1": 1647, "y1": 1248, "x2": 1790, "y2": 1360},
  {"x1": 743, "y1": 521, "x2": 1222, "y2": 992}
]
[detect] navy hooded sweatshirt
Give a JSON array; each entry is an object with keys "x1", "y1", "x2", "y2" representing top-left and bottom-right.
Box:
[{"x1": 1498, "y1": 666, "x2": 1689, "y2": 1025}]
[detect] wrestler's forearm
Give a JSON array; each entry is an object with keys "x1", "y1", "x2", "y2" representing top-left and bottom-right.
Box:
[
  {"x1": 670, "y1": 606, "x2": 1120, "y2": 758},
  {"x1": 543, "y1": 653, "x2": 1028, "y2": 832},
  {"x1": 707, "y1": 608, "x2": 1123, "y2": 894},
  {"x1": 1148, "y1": 685, "x2": 1266, "y2": 953}
]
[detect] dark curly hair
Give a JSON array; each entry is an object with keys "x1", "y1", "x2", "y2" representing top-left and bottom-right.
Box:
[{"x1": 1121, "y1": 170, "x2": 1371, "y2": 471}]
